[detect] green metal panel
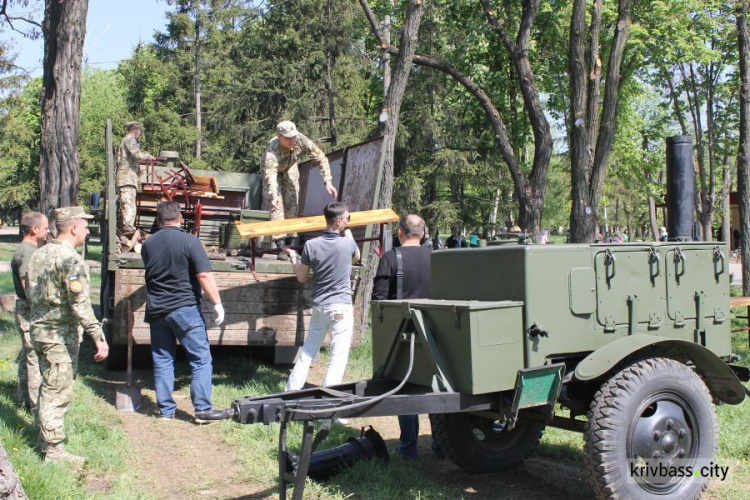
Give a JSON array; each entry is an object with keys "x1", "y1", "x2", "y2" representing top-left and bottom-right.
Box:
[
  {"x1": 512, "y1": 364, "x2": 564, "y2": 411},
  {"x1": 371, "y1": 299, "x2": 524, "y2": 394},
  {"x1": 594, "y1": 248, "x2": 667, "y2": 330},
  {"x1": 666, "y1": 246, "x2": 730, "y2": 322},
  {"x1": 569, "y1": 267, "x2": 596, "y2": 315},
  {"x1": 430, "y1": 242, "x2": 733, "y2": 369}
]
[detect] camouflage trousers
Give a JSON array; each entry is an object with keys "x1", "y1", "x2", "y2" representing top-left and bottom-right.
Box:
[
  {"x1": 117, "y1": 185, "x2": 138, "y2": 237},
  {"x1": 33, "y1": 341, "x2": 79, "y2": 448},
  {"x1": 15, "y1": 299, "x2": 41, "y2": 412},
  {"x1": 261, "y1": 170, "x2": 300, "y2": 240}
]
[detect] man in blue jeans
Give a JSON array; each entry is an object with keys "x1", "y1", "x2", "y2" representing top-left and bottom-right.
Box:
[{"x1": 141, "y1": 201, "x2": 225, "y2": 422}]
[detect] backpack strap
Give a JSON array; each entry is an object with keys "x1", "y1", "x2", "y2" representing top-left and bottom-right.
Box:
[{"x1": 394, "y1": 247, "x2": 404, "y2": 300}]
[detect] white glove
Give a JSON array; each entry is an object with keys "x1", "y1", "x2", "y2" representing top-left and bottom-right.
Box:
[
  {"x1": 213, "y1": 303, "x2": 225, "y2": 326},
  {"x1": 286, "y1": 248, "x2": 299, "y2": 264}
]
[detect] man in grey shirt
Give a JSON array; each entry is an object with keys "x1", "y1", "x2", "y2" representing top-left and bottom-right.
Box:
[{"x1": 284, "y1": 202, "x2": 360, "y2": 391}]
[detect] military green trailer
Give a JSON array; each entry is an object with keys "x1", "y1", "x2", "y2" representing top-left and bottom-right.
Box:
[
  {"x1": 100, "y1": 120, "x2": 387, "y2": 367},
  {"x1": 211, "y1": 240, "x2": 749, "y2": 500}
]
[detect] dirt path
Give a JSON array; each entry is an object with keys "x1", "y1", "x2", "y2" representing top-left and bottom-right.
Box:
[
  {"x1": 108, "y1": 372, "x2": 262, "y2": 499},
  {"x1": 106, "y1": 363, "x2": 590, "y2": 500}
]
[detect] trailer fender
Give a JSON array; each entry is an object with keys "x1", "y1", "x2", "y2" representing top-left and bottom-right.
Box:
[{"x1": 574, "y1": 335, "x2": 746, "y2": 405}]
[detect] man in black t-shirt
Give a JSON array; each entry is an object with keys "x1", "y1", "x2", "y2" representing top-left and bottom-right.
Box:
[
  {"x1": 372, "y1": 214, "x2": 443, "y2": 460},
  {"x1": 141, "y1": 201, "x2": 225, "y2": 422}
]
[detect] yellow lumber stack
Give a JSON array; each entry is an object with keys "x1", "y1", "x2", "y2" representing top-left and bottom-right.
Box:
[{"x1": 235, "y1": 208, "x2": 399, "y2": 238}]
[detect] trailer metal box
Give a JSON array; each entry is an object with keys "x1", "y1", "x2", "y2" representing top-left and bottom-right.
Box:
[
  {"x1": 372, "y1": 299, "x2": 524, "y2": 394},
  {"x1": 430, "y1": 242, "x2": 731, "y2": 367}
]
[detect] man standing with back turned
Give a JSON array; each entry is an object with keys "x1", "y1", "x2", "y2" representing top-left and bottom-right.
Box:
[
  {"x1": 141, "y1": 201, "x2": 225, "y2": 422},
  {"x1": 12, "y1": 211, "x2": 49, "y2": 412},
  {"x1": 27, "y1": 207, "x2": 109, "y2": 464},
  {"x1": 372, "y1": 213, "x2": 442, "y2": 460},
  {"x1": 284, "y1": 202, "x2": 360, "y2": 392}
]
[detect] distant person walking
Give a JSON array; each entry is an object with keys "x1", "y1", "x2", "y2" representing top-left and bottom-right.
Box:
[
  {"x1": 11, "y1": 211, "x2": 49, "y2": 412},
  {"x1": 27, "y1": 207, "x2": 109, "y2": 464},
  {"x1": 141, "y1": 201, "x2": 225, "y2": 422},
  {"x1": 283, "y1": 202, "x2": 360, "y2": 392}
]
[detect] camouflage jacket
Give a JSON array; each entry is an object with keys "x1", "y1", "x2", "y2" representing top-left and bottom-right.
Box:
[
  {"x1": 26, "y1": 240, "x2": 104, "y2": 345},
  {"x1": 260, "y1": 133, "x2": 332, "y2": 202},
  {"x1": 116, "y1": 135, "x2": 151, "y2": 189}
]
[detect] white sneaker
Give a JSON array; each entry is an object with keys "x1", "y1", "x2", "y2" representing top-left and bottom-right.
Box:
[{"x1": 334, "y1": 417, "x2": 349, "y2": 425}]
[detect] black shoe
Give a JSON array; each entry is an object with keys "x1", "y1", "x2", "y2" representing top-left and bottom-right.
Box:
[{"x1": 194, "y1": 409, "x2": 228, "y2": 423}]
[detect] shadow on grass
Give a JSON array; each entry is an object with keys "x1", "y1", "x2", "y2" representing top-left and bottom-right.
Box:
[
  {"x1": 0, "y1": 234, "x2": 21, "y2": 244},
  {"x1": 75, "y1": 335, "x2": 288, "y2": 419},
  {"x1": 0, "y1": 379, "x2": 39, "y2": 449}
]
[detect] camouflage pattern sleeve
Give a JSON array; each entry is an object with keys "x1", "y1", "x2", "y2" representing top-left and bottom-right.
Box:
[
  {"x1": 261, "y1": 144, "x2": 281, "y2": 203},
  {"x1": 124, "y1": 136, "x2": 151, "y2": 161},
  {"x1": 64, "y1": 257, "x2": 105, "y2": 343},
  {"x1": 298, "y1": 134, "x2": 332, "y2": 183}
]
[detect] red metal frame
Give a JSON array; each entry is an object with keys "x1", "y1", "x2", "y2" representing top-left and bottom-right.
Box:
[{"x1": 136, "y1": 158, "x2": 208, "y2": 237}]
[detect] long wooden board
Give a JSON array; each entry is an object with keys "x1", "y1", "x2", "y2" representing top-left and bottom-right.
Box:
[
  {"x1": 730, "y1": 296, "x2": 750, "y2": 308},
  {"x1": 235, "y1": 208, "x2": 399, "y2": 238}
]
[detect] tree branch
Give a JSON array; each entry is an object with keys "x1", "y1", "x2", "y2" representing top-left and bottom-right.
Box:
[{"x1": 479, "y1": 0, "x2": 515, "y2": 53}]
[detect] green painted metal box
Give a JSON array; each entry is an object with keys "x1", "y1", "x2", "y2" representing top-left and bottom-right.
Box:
[
  {"x1": 371, "y1": 299, "x2": 524, "y2": 394},
  {"x1": 430, "y1": 242, "x2": 732, "y2": 367}
]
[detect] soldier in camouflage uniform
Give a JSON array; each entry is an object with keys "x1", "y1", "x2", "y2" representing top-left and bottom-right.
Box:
[
  {"x1": 260, "y1": 121, "x2": 338, "y2": 254},
  {"x1": 11, "y1": 211, "x2": 49, "y2": 413},
  {"x1": 116, "y1": 121, "x2": 154, "y2": 245},
  {"x1": 27, "y1": 206, "x2": 109, "y2": 464}
]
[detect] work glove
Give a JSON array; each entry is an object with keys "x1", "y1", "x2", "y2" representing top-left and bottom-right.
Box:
[
  {"x1": 213, "y1": 303, "x2": 225, "y2": 326},
  {"x1": 285, "y1": 248, "x2": 299, "y2": 264}
]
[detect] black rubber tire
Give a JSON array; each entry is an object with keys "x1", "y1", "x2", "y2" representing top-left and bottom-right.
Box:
[
  {"x1": 430, "y1": 412, "x2": 545, "y2": 473},
  {"x1": 583, "y1": 357, "x2": 718, "y2": 500}
]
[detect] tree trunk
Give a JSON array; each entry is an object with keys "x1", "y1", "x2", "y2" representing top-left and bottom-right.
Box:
[
  {"x1": 722, "y1": 160, "x2": 731, "y2": 245},
  {"x1": 324, "y1": 53, "x2": 337, "y2": 147},
  {"x1": 480, "y1": 0, "x2": 551, "y2": 241},
  {"x1": 363, "y1": 0, "x2": 550, "y2": 242},
  {"x1": 357, "y1": 0, "x2": 424, "y2": 333},
  {"x1": 0, "y1": 442, "x2": 27, "y2": 499},
  {"x1": 736, "y1": 0, "x2": 750, "y2": 296},
  {"x1": 568, "y1": 0, "x2": 631, "y2": 243},
  {"x1": 38, "y1": 0, "x2": 89, "y2": 222},
  {"x1": 194, "y1": 1, "x2": 202, "y2": 159}
]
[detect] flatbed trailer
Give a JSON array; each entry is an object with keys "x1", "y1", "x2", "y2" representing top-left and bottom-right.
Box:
[
  {"x1": 99, "y1": 119, "x2": 390, "y2": 367},
  {"x1": 207, "y1": 240, "x2": 749, "y2": 500}
]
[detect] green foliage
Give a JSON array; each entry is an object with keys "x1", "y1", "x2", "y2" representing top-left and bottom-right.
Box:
[
  {"x1": 0, "y1": 77, "x2": 43, "y2": 216},
  {"x1": 79, "y1": 68, "x2": 130, "y2": 204}
]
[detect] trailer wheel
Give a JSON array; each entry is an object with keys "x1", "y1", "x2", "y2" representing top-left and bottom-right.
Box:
[
  {"x1": 584, "y1": 357, "x2": 717, "y2": 500},
  {"x1": 429, "y1": 412, "x2": 544, "y2": 473}
]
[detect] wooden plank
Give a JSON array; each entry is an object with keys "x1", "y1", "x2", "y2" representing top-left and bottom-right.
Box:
[
  {"x1": 340, "y1": 138, "x2": 383, "y2": 213},
  {"x1": 126, "y1": 299, "x2": 311, "y2": 316},
  {"x1": 299, "y1": 149, "x2": 345, "y2": 217},
  {"x1": 130, "y1": 311, "x2": 309, "y2": 330},
  {"x1": 130, "y1": 328, "x2": 301, "y2": 345},
  {"x1": 235, "y1": 208, "x2": 399, "y2": 238},
  {"x1": 122, "y1": 285, "x2": 314, "y2": 303},
  {"x1": 730, "y1": 296, "x2": 750, "y2": 308}
]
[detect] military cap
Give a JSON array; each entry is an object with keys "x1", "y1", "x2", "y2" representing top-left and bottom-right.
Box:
[
  {"x1": 276, "y1": 120, "x2": 299, "y2": 138},
  {"x1": 125, "y1": 121, "x2": 144, "y2": 131},
  {"x1": 54, "y1": 206, "x2": 95, "y2": 224}
]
